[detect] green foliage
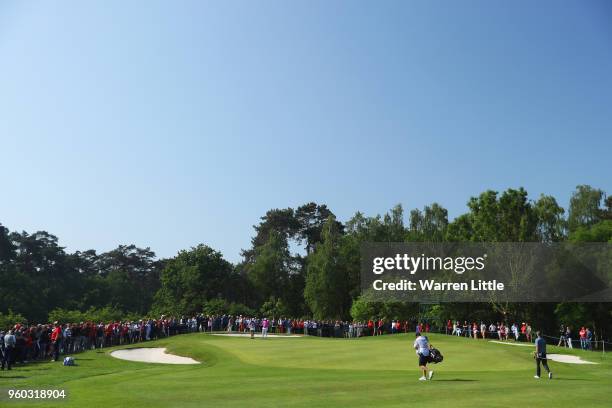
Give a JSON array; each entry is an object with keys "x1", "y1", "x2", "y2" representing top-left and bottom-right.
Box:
[
  {"x1": 407, "y1": 203, "x2": 448, "y2": 242},
  {"x1": 350, "y1": 297, "x2": 379, "y2": 321},
  {"x1": 554, "y1": 303, "x2": 588, "y2": 328},
  {"x1": 466, "y1": 188, "x2": 537, "y2": 241},
  {"x1": 3, "y1": 189, "x2": 612, "y2": 333},
  {"x1": 47, "y1": 306, "x2": 127, "y2": 324},
  {"x1": 568, "y1": 185, "x2": 605, "y2": 232},
  {"x1": 259, "y1": 297, "x2": 288, "y2": 318},
  {"x1": 154, "y1": 245, "x2": 234, "y2": 316},
  {"x1": 200, "y1": 299, "x2": 257, "y2": 317},
  {"x1": 0, "y1": 226, "x2": 161, "y2": 322},
  {"x1": 227, "y1": 302, "x2": 256, "y2": 317},
  {"x1": 569, "y1": 220, "x2": 612, "y2": 242},
  {"x1": 350, "y1": 297, "x2": 418, "y2": 321},
  {"x1": 248, "y1": 231, "x2": 292, "y2": 305},
  {"x1": 202, "y1": 299, "x2": 228, "y2": 316},
  {"x1": 0, "y1": 310, "x2": 28, "y2": 330},
  {"x1": 534, "y1": 194, "x2": 566, "y2": 242},
  {"x1": 304, "y1": 216, "x2": 350, "y2": 319}
]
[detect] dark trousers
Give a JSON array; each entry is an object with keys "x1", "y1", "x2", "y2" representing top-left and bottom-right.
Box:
[
  {"x1": 39, "y1": 342, "x2": 48, "y2": 359},
  {"x1": 1, "y1": 346, "x2": 13, "y2": 370},
  {"x1": 52, "y1": 341, "x2": 60, "y2": 361},
  {"x1": 536, "y1": 357, "x2": 550, "y2": 377}
]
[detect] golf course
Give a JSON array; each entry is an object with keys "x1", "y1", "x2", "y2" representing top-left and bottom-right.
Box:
[{"x1": 3, "y1": 333, "x2": 610, "y2": 407}]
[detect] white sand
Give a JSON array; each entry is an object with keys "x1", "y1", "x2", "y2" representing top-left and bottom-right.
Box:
[
  {"x1": 547, "y1": 354, "x2": 599, "y2": 364},
  {"x1": 489, "y1": 341, "x2": 600, "y2": 364},
  {"x1": 211, "y1": 333, "x2": 303, "y2": 338},
  {"x1": 110, "y1": 347, "x2": 200, "y2": 364},
  {"x1": 490, "y1": 340, "x2": 533, "y2": 347}
]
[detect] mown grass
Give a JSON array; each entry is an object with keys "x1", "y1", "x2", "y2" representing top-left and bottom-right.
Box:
[{"x1": 2, "y1": 333, "x2": 610, "y2": 407}]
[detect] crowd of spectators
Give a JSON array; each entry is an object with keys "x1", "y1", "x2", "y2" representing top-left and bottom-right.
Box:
[
  {"x1": 0, "y1": 315, "x2": 426, "y2": 370},
  {"x1": 1, "y1": 314, "x2": 601, "y2": 371},
  {"x1": 441, "y1": 320, "x2": 602, "y2": 350},
  {"x1": 556, "y1": 324, "x2": 595, "y2": 350},
  {"x1": 445, "y1": 320, "x2": 534, "y2": 342}
]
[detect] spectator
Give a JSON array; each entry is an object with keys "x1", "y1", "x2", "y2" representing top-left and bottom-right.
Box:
[
  {"x1": 579, "y1": 327, "x2": 587, "y2": 350},
  {"x1": 565, "y1": 326, "x2": 573, "y2": 349},
  {"x1": 2, "y1": 329, "x2": 16, "y2": 370},
  {"x1": 50, "y1": 322, "x2": 62, "y2": 362}
]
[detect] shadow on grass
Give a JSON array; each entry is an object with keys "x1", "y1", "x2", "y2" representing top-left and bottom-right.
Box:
[
  {"x1": 0, "y1": 375, "x2": 26, "y2": 378},
  {"x1": 435, "y1": 379, "x2": 477, "y2": 382}
]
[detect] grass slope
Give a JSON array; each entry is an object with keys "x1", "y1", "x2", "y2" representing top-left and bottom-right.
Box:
[{"x1": 2, "y1": 333, "x2": 610, "y2": 407}]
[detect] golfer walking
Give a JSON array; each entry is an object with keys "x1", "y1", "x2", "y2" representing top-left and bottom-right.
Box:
[
  {"x1": 534, "y1": 331, "x2": 552, "y2": 379},
  {"x1": 413, "y1": 333, "x2": 434, "y2": 381}
]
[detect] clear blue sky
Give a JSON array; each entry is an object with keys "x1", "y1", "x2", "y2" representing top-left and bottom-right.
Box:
[{"x1": 1, "y1": 1, "x2": 610, "y2": 262}]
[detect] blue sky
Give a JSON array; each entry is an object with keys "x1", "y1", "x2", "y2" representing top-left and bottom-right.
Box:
[{"x1": 1, "y1": 1, "x2": 610, "y2": 262}]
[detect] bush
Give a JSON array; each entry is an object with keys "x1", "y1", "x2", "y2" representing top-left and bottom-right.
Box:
[
  {"x1": 350, "y1": 297, "x2": 380, "y2": 321},
  {"x1": 0, "y1": 310, "x2": 27, "y2": 330},
  {"x1": 48, "y1": 306, "x2": 126, "y2": 324},
  {"x1": 202, "y1": 299, "x2": 227, "y2": 316},
  {"x1": 259, "y1": 297, "x2": 288, "y2": 318},
  {"x1": 350, "y1": 297, "x2": 418, "y2": 322},
  {"x1": 228, "y1": 302, "x2": 255, "y2": 316}
]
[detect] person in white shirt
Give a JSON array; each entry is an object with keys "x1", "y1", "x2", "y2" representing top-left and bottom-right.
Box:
[
  {"x1": 248, "y1": 319, "x2": 256, "y2": 339},
  {"x1": 512, "y1": 323, "x2": 519, "y2": 341},
  {"x1": 2, "y1": 330, "x2": 16, "y2": 371},
  {"x1": 413, "y1": 333, "x2": 434, "y2": 381},
  {"x1": 488, "y1": 323, "x2": 497, "y2": 339}
]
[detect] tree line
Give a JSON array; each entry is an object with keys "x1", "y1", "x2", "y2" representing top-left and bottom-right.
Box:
[{"x1": 1, "y1": 185, "x2": 611, "y2": 336}]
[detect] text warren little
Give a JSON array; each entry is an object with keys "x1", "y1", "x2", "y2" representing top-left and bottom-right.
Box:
[{"x1": 372, "y1": 279, "x2": 505, "y2": 291}]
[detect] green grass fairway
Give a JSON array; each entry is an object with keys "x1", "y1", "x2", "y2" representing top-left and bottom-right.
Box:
[{"x1": 3, "y1": 333, "x2": 611, "y2": 407}]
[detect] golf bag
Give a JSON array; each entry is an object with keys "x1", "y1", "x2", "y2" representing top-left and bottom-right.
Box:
[
  {"x1": 429, "y1": 348, "x2": 443, "y2": 364},
  {"x1": 63, "y1": 356, "x2": 75, "y2": 366}
]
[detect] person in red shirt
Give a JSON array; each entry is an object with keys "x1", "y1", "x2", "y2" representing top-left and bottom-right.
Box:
[
  {"x1": 50, "y1": 322, "x2": 62, "y2": 362},
  {"x1": 579, "y1": 327, "x2": 587, "y2": 349},
  {"x1": 105, "y1": 323, "x2": 114, "y2": 347}
]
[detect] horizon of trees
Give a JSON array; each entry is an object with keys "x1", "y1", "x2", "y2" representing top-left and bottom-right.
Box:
[{"x1": 1, "y1": 185, "x2": 611, "y2": 337}]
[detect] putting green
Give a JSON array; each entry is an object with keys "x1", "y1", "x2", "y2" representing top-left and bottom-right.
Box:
[{"x1": 3, "y1": 333, "x2": 610, "y2": 407}]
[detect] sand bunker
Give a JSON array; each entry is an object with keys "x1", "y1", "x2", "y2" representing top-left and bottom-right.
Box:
[
  {"x1": 110, "y1": 347, "x2": 200, "y2": 364},
  {"x1": 489, "y1": 341, "x2": 600, "y2": 364},
  {"x1": 547, "y1": 354, "x2": 599, "y2": 364},
  {"x1": 211, "y1": 333, "x2": 303, "y2": 338}
]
